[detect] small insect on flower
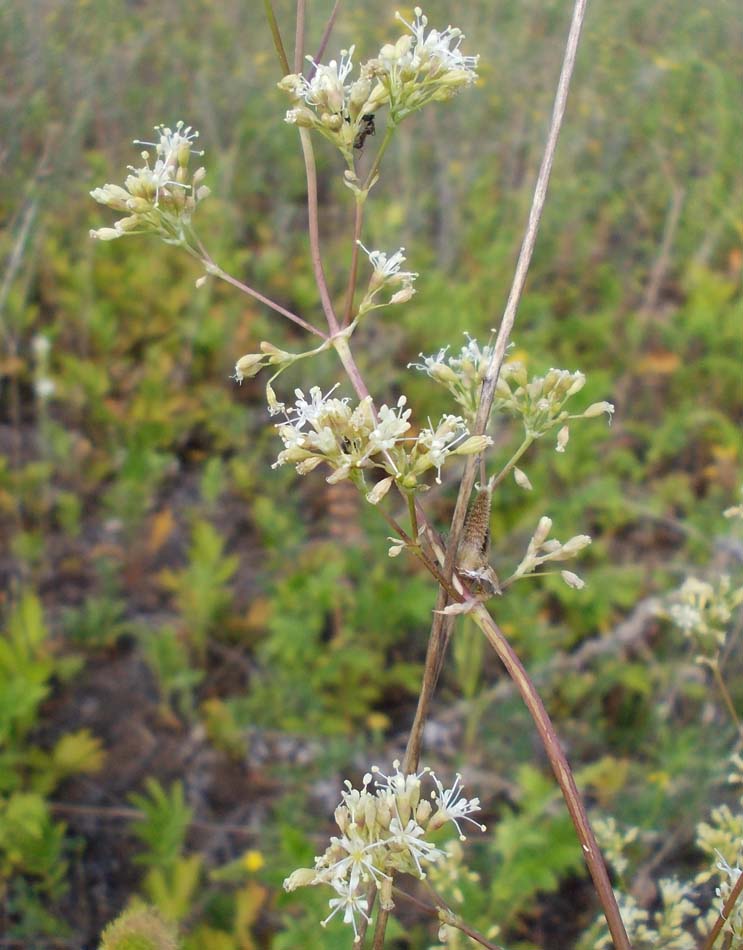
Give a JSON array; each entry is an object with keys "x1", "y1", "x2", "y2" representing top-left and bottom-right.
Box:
[{"x1": 353, "y1": 113, "x2": 376, "y2": 150}]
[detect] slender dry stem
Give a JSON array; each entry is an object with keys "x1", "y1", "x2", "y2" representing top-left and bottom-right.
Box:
[
  {"x1": 293, "y1": 0, "x2": 305, "y2": 72},
  {"x1": 312, "y1": 0, "x2": 341, "y2": 71},
  {"x1": 472, "y1": 605, "x2": 630, "y2": 949},
  {"x1": 404, "y1": 0, "x2": 590, "y2": 771},
  {"x1": 703, "y1": 867, "x2": 743, "y2": 950},
  {"x1": 298, "y1": 128, "x2": 341, "y2": 333}
]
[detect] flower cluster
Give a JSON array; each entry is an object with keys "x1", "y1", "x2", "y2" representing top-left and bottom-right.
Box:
[
  {"x1": 278, "y1": 8, "x2": 479, "y2": 161},
  {"x1": 271, "y1": 386, "x2": 491, "y2": 496},
  {"x1": 369, "y1": 7, "x2": 479, "y2": 123},
  {"x1": 494, "y1": 363, "x2": 614, "y2": 445},
  {"x1": 664, "y1": 575, "x2": 743, "y2": 655},
  {"x1": 278, "y1": 46, "x2": 380, "y2": 160},
  {"x1": 410, "y1": 334, "x2": 496, "y2": 423},
  {"x1": 411, "y1": 336, "x2": 615, "y2": 443},
  {"x1": 590, "y1": 881, "x2": 701, "y2": 950},
  {"x1": 357, "y1": 243, "x2": 418, "y2": 313},
  {"x1": 283, "y1": 761, "x2": 484, "y2": 942},
  {"x1": 510, "y1": 515, "x2": 591, "y2": 588},
  {"x1": 90, "y1": 122, "x2": 208, "y2": 245}
]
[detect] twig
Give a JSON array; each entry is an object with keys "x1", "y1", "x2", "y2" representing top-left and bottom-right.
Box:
[
  {"x1": 208, "y1": 263, "x2": 326, "y2": 338},
  {"x1": 311, "y1": 0, "x2": 341, "y2": 74},
  {"x1": 703, "y1": 867, "x2": 743, "y2": 950},
  {"x1": 393, "y1": 884, "x2": 506, "y2": 950}
]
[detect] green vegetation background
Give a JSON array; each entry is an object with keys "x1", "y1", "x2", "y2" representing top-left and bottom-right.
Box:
[{"x1": 0, "y1": 0, "x2": 740, "y2": 947}]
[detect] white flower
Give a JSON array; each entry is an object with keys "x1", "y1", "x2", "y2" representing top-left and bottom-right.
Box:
[
  {"x1": 368, "y1": 397, "x2": 412, "y2": 452},
  {"x1": 326, "y1": 832, "x2": 389, "y2": 891},
  {"x1": 414, "y1": 414, "x2": 469, "y2": 482},
  {"x1": 300, "y1": 46, "x2": 356, "y2": 112},
  {"x1": 429, "y1": 772, "x2": 486, "y2": 839},
  {"x1": 388, "y1": 815, "x2": 442, "y2": 877},
  {"x1": 358, "y1": 242, "x2": 419, "y2": 288},
  {"x1": 134, "y1": 121, "x2": 202, "y2": 165},
  {"x1": 285, "y1": 384, "x2": 345, "y2": 430},
  {"x1": 396, "y1": 7, "x2": 479, "y2": 76},
  {"x1": 321, "y1": 879, "x2": 371, "y2": 943}
]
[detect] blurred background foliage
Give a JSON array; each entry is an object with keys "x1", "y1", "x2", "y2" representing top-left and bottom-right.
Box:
[{"x1": 0, "y1": 0, "x2": 741, "y2": 946}]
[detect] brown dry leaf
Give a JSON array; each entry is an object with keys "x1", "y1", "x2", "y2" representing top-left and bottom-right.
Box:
[
  {"x1": 0, "y1": 356, "x2": 25, "y2": 376},
  {"x1": 147, "y1": 507, "x2": 175, "y2": 554},
  {"x1": 638, "y1": 351, "x2": 680, "y2": 374},
  {"x1": 244, "y1": 597, "x2": 272, "y2": 631}
]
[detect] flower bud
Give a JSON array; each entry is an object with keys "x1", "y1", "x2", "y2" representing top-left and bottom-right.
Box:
[
  {"x1": 583, "y1": 400, "x2": 615, "y2": 419},
  {"x1": 556, "y1": 425, "x2": 570, "y2": 453},
  {"x1": 561, "y1": 570, "x2": 585, "y2": 589},
  {"x1": 566, "y1": 373, "x2": 586, "y2": 396},
  {"x1": 452, "y1": 435, "x2": 493, "y2": 456},
  {"x1": 283, "y1": 868, "x2": 319, "y2": 891},
  {"x1": 514, "y1": 467, "x2": 533, "y2": 490},
  {"x1": 266, "y1": 381, "x2": 285, "y2": 415},
  {"x1": 89, "y1": 227, "x2": 121, "y2": 241},
  {"x1": 366, "y1": 476, "x2": 394, "y2": 505},
  {"x1": 561, "y1": 534, "x2": 592, "y2": 556},
  {"x1": 234, "y1": 353, "x2": 265, "y2": 382},
  {"x1": 533, "y1": 516, "x2": 552, "y2": 547}
]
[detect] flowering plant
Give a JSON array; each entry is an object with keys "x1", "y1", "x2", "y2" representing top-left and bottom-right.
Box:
[{"x1": 89, "y1": 2, "x2": 739, "y2": 948}]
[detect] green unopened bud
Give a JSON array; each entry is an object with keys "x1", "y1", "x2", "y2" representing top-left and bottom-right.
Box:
[
  {"x1": 114, "y1": 215, "x2": 141, "y2": 232},
  {"x1": 452, "y1": 435, "x2": 493, "y2": 456}
]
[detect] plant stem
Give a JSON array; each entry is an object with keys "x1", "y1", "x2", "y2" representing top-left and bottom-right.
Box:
[
  {"x1": 298, "y1": 128, "x2": 341, "y2": 333},
  {"x1": 710, "y1": 656, "x2": 742, "y2": 732},
  {"x1": 312, "y1": 0, "x2": 341, "y2": 71},
  {"x1": 371, "y1": 907, "x2": 390, "y2": 950},
  {"x1": 488, "y1": 434, "x2": 535, "y2": 491},
  {"x1": 293, "y1": 0, "x2": 306, "y2": 72},
  {"x1": 342, "y1": 196, "x2": 366, "y2": 324},
  {"x1": 703, "y1": 865, "x2": 743, "y2": 950},
  {"x1": 263, "y1": 0, "x2": 291, "y2": 74},
  {"x1": 471, "y1": 604, "x2": 630, "y2": 950},
  {"x1": 342, "y1": 126, "x2": 396, "y2": 327},
  {"x1": 407, "y1": 492, "x2": 419, "y2": 537},
  {"x1": 392, "y1": 885, "x2": 505, "y2": 950},
  {"x1": 208, "y1": 264, "x2": 326, "y2": 338}
]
